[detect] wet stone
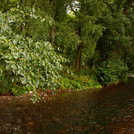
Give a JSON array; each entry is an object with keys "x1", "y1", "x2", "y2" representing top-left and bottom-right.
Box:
[
  {"x1": 16, "y1": 119, "x2": 22, "y2": 123},
  {"x1": 5, "y1": 123, "x2": 12, "y2": 128}
]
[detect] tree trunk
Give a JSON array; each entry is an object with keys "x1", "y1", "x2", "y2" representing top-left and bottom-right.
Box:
[
  {"x1": 75, "y1": 43, "x2": 83, "y2": 71},
  {"x1": 75, "y1": 17, "x2": 83, "y2": 71}
]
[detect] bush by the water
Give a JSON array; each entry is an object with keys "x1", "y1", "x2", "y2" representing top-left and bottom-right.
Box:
[
  {"x1": 59, "y1": 68, "x2": 101, "y2": 91},
  {"x1": 95, "y1": 59, "x2": 128, "y2": 86},
  {"x1": 0, "y1": 11, "x2": 64, "y2": 101}
]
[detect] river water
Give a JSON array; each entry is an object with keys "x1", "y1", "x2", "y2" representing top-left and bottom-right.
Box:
[{"x1": 0, "y1": 78, "x2": 134, "y2": 134}]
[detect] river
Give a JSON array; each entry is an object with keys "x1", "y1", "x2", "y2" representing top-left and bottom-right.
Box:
[{"x1": 0, "y1": 78, "x2": 134, "y2": 134}]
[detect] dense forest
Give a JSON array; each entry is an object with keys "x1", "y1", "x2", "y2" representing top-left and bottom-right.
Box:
[{"x1": 0, "y1": 0, "x2": 134, "y2": 102}]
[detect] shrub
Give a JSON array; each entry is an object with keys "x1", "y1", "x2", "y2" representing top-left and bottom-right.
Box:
[
  {"x1": 0, "y1": 11, "x2": 64, "y2": 102},
  {"x1": 95, "y1": 59, "x2": 128, "y2": 85},
  {"x1": 59, "y1": 68, "x2": 101, "y2": 91}
]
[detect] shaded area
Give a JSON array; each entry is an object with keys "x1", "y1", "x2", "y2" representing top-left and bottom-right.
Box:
[{"x1": 0, "y1": 78, "x2": 134, "y2": 134}]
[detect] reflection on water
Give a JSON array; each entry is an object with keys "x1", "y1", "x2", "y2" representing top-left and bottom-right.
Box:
[{"x1": 0, "y1": 78, "x2": 134, "y2": 134}]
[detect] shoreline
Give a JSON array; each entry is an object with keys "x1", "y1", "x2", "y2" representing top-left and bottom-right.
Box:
[{"x1": 0, "y1": 79, "x2": 126, "y2": 104}]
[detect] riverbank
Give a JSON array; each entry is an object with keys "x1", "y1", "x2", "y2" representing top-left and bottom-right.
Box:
[
  {"x1": 0, "y1": 87, "x2": 82, "y2": 104},
  {"x1": 0, "y1": 78, "x2": 126, "y2": 104},
  {"x1": 0, "y1": 66, "x2": 130, "y2": 104}
]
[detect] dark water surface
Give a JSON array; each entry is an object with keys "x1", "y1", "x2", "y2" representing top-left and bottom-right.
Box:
[{"x1": 0, "y1": 78, "x2": 134, "y2": 134}]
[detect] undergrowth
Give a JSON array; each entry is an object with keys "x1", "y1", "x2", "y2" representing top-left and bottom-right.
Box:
[{"x1": 59, "y1": 67, "x2": 102, "y2": 91}]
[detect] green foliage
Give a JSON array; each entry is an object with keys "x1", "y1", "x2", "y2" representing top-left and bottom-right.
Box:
[
  {"x1": 0, "y1": 63, "x2": 28, "y2": 95},
  {"x1": 95, "y1": 0, "x2": 134, "y2": 73},
  {"x1": 0, "y1": 60, "x2": 19, "y2": 94},
  {"x1": 0, "y1": 11, "x2": 64, "y2": 96},
  {"x1": 95, "y1": 59, "x2": 128, "y2": 85},
  {"x1": 59, "y1": 68, "x2": 101, "y2": 90},
  {"x1": 8, "y1": 7, "x2": 52, "y2": 41},
  {"x1": 0, "y1": 0, "x2": 18, "y2": 12},
  {"x1": 11, "y1": 85, "x2": 27, "y2": 96},
  {"x1": 54, "y1": 21, "x2": 80, "y2": 62}
]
